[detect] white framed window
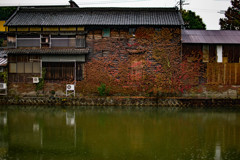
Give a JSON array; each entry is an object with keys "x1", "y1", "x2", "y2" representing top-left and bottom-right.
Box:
[{"x1": 217, "y1": 45, "x2": 223, "y2": 63}]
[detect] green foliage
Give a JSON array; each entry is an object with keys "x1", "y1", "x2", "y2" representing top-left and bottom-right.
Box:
[
  {"x1": 97, "y1": 83, "x2": 110, "y2": 96},
  {"x1": 0, "y1": 7, "x2": 17, "y2": 20},
  {"x1": 182, "y1": 10, "x2": 206, "y2": 29},
  {"x1": 35, "y1": 68, "x2": 46, "y2": 92},
  {"x1": 0, "y1": 38, "x2": 3, "y2": 47},
  {"x1": 220, "y1": 0, "x2": 240, "y2": 30},
  {"x1": 50, "y1": 90, "x2": 55, "y2": 95},
  {"x1": 0, "y1": 70, "x2": 8, "y2": 83}
]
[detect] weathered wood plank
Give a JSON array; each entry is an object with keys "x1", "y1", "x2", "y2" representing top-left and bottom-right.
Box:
[{"x1": 207, "y1": 63, "x2": 240, "y2": 85}]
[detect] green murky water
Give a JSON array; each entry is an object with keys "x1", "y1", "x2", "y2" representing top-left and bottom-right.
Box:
[{"x1": 0, "y1": 106, "x2": 240, "y2": 160}]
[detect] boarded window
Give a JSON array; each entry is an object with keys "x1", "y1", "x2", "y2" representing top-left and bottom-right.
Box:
[
  {"x1": 33, "y1": 62, "x2": 40, "y2": 73},
  {"x1": 102, "y1": 28, "x2": 110, "y2": 37},
  {"x1": 9, "y1": 63, "x2": 16, "y2": 73},
  {"x1": 25, "y1": 63, "x2": 33, "y2": 73},
  {"x1": 17, "y1": 39, "x2": 40, "y2": 47},
  {"x1": 17, "y1": 63, "x2": 24, "y2": 73},
  {"x1": 76, "y1": 35, "x2": 85, "y2": 48},
  {"x1": 217, "y1": 45, "x2": 223, "y2": 63},
  {"x1": 203, "y1": 45, "x2": 209, "y2": 63}
]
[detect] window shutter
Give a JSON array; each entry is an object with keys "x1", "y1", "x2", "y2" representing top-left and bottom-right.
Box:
[{"x1": 76, "y1": 35, "x2": 85, "y2": 48}]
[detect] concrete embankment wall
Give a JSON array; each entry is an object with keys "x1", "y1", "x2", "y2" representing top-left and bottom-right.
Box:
[{"x1": 0, "y1": 97, "x2": 240, "y2": 107}]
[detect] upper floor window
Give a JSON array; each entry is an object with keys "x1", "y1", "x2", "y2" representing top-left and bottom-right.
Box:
[
  {"x1": 8, "y1": 34, "x2": 87, "y2": 49},
  {"x1": 41, "y1": 34, "x2": 51, "y2": 48},
  {"x1": 102, "y1": 28, "x2": 110, "y2": 37},
  {"x1": 76, "y1": 35, "x2": 86, "y2": 48},
  {"x1": 129, "y1": 28, "x2": 136, "y2": 37}
]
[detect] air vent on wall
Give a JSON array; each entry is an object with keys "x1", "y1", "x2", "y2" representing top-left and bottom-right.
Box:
[
  {"x1": 0, "y1": 83, "x2": 7, "y2": 89},
  {"x1": 66, "y1": 84, "x2": 75, "y2": 91},
  {"x1": 33, "y1": 77, "x2": 39, "y2": 83}
]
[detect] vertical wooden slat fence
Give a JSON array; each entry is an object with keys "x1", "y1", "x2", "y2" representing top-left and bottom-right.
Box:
[{"x1": 207, "y1": 63, "x2": 240, "y2": 85}]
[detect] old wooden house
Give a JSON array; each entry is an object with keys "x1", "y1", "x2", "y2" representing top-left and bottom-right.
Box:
[
  {"x1": 2, "y1": 4, "x2": 183, "y2": 94},
  {"x1": 182, "y1": 30, "x2": 240, "y2": 85}
]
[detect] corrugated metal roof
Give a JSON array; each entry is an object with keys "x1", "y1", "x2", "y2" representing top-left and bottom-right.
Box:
[
  {"x1": 0, "y1": 58, "x2": 7, "y2": 67},
  {"x1": 182, "y1": 30, "x2": 240, "y2": 44},
  {"x1": 2, "y1": 48, "x2": 89, "y2": 55},
  {"x1": 5, "y1": 7, "x2": 184, "y2": 26}
]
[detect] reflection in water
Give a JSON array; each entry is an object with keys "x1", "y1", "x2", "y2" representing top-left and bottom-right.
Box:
[
  {"x1": 33, "y1": 123, "x2": 39, "y2": 132},
  {"x1": 215, "y1": 143, "x2": 221, "y2": 160},
  {"x1": 0, "y1": 112, "x2": 8, "y2": 159},
  {"x1": 66, "y1": 112, "x2": 75, "y2": 126},
  {"x1": 0, "y1": 112, "x2": 7, "y2": 126},
  {"x1": 0, "y1": 107, "x2": 240, "y2": 160},
  {"x1": 66, "y1": 111, "x2": 77, "y2": 148}
]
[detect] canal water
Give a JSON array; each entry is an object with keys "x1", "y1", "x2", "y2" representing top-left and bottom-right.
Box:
[{"x1": 0, "y1": 106, "x2": 240, "y2": 160}]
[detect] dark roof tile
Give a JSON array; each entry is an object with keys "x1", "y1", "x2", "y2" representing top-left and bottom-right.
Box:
[
  {"x1": 182, "y1": 30, "x2": 240, "y2": 44},
  {"x1": 5, "y1": 7, "x2": 183, "y2": 26}
]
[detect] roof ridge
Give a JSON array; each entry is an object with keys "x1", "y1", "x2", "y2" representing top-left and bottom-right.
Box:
[{"x1": 18, "y1": 7, "x2": 179, "y2": 12}]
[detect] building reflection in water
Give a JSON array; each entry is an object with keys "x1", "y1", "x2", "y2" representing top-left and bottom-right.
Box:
[
  {"x1": 66, "y1": 111, "x2": 77, "y2": 147},
  {"x1": 0, "y1": 108, "x2": 240, "y2": 159},
  {"x1": 0, "y1": 112, "x2": 8, "y2": 158},
  {"x1": 214, "y1": 143, "x2": 221, "y2": 160},
  {"x1": 66, "y1": 112, "x2": 75, "y2": 126}
]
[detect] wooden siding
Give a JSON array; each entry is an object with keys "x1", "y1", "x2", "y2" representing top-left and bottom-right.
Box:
[
  {"x1": 183, "y1": 44, "x2": 240, "y2": 63},
  {"x1": 207, "y1": 63, "x2": 240, "y2": 85}
]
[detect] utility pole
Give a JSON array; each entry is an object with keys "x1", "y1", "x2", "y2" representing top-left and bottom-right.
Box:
[
  {"x1": 178, "y1": 0, "x2": 189, "y2": 12},
  {"x1": 180, "y1": 0, "x2": 182, "y2": 11}
]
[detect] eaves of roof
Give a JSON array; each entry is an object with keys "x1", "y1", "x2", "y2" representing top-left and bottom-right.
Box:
[{"x1": 2, "y1": 48, "x2": 90, "y2": 55}]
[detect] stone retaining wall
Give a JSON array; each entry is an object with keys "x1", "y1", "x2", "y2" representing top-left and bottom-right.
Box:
[{"x1": 0, "y1": 96, "x2": 239, "y2": 107}]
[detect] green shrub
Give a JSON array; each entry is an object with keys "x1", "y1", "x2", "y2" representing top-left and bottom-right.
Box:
[
  {"x1": 97, "y1": 83, "x2": 110, "y2": 96},
  {"x1": 50, "y1": 90, "x2": 55, "y2": 95}
]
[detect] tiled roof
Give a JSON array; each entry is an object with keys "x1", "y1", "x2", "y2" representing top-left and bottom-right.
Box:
[
  {"x1": 0, "y1": 58, "x2": 7, "y2": 67},
  {"x1": 2, "y1": 48, "x2": 89, "y2": 55},
  {"x1": 5, "y1": 7, "x2": 183, "y2": 26},
  {"x1": 182, "y1": 30, "x2": 240, "y2": 44}
]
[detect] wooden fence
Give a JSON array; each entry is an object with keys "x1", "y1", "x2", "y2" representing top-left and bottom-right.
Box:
[{"x1": 207, "y1": 63, "x2": 240, "y2": 85}]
